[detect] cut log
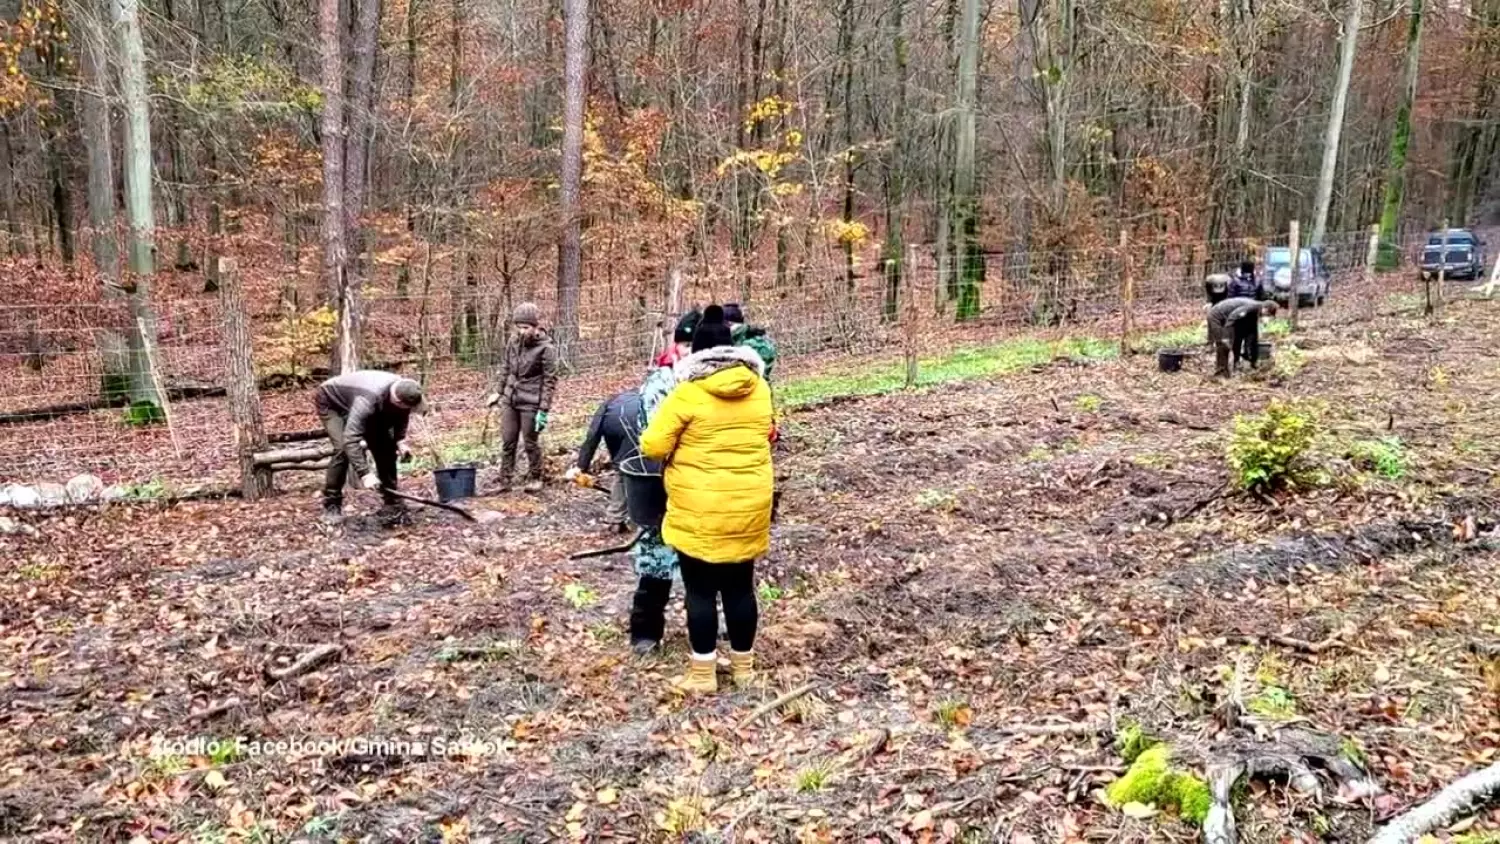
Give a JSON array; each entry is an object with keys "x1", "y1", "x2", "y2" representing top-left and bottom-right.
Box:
[
  {"x1": 267, "y1": 461, "x2": 331, "y2": 472},
  {"x1": 1367, "y1": 759, "x2": 1500, "y2": 844},
  {"x1": 267, "y1": 429, "x2": 328, "y2": 444},
  {"x1": 253, "y1": 443, "x2": 338, "y2": 466}
]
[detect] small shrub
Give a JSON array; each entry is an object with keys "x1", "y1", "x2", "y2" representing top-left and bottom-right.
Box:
[
  {"x1": 1075, "y1": 394, "x2": 1103, "y2": 412},
  {"x1": 757, "y1": 580, "x2": 785, "y2": 602},
  {"x1": 1348, "y1": 437, "x2": 1408, "y2": 479},
  {"x1": 1227, "y1": 400, "x2": 1323, "y2": 491},
  {"x1": 933, "y1": 698, "x2": 972, "y2": 729},
  {"x1": 562, "y1": 583, "x2": 598, "y2": 608},
  {"x1": 122, "y1": 399, "x2": 165, "y2": 426},
  {"x1": 795, "y1": 763, "x2": 832, "y2": 792},
  {"x1": 1273, "y1": 344, "x2": 1307, "y2": 378}
]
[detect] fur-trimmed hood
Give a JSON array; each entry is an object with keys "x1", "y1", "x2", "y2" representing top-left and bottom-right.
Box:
[{"x1": 674, "y1": 344, "x2": 765, "y2": 382}]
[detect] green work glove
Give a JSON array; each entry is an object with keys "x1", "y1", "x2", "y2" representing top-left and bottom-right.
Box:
[{"x1": 534, "y1": 411, "x2": 549, "y2": 433}]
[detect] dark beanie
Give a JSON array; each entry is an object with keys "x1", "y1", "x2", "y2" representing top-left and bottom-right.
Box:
[
  {"x1": 692, "y1": 305, "x2": 734, "y2": 352},
  {"x1": 722, "y1": 303, "x2": 746, "y2": 324},
  {"x1": 673, "y1": 308, "x2": 702, "y2": 344}
]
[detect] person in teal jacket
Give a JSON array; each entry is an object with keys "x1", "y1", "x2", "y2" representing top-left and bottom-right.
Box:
[{"x1": 722, "y1": 303, "x2": 776, "y2": 382}]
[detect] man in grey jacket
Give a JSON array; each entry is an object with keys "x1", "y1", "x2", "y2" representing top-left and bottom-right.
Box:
[
  {"x1": 1207, "y1": 297, "x2": 1279, "y2": 378},
  {"x1": 314, "y1": 370, "x2": 426, "y2": 523},
  {"x1": 486, "y1": 303, "x2": 560, "y2": 492}
]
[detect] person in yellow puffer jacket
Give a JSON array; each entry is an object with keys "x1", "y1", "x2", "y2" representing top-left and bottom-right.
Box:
[{"x1": 639, "y1": 304, "x2": 774, "y2": 694}]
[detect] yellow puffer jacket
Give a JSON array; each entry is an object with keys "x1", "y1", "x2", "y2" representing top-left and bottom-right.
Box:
[{"x1": 639, "y1": 346, "x2": 774, "y2": 563}]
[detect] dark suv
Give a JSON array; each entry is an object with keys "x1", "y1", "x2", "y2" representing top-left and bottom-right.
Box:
[{"x1": 1420, "y1": 229, "x2": 1486, "y2": 281}]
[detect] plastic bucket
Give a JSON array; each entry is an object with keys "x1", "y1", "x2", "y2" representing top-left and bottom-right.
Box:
[
  {"x1": 1257, "y1": 342, "x2": 1274, "y2": 362},
  {"x1": 433, "y1": 465, "x2": 477, "y2": 502},
  {"x1": 1157, "y1": 349, "x2": 1186, "y2": 373}
]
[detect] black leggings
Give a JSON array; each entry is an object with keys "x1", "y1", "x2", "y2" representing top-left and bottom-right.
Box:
[{"x1": 679, "y1": 555, "x2": 758, "y2": 655}]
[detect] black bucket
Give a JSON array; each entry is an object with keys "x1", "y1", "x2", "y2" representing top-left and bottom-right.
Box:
[
  {"x1": 1257, "y1": 341, "x2": 1274, "y2": 362},
  {"x1": 1157, "y1": 349, "x2": 1186, "y2": 373},
  {"x1": 433, "y1": 465, "x2": 477, "y2": 502}
]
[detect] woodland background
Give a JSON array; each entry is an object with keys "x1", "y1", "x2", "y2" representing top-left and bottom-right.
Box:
[{"x1": 0, "y1": 0, "x2": 1496, "y2": 483}]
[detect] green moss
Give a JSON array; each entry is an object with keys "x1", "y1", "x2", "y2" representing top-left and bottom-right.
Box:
[
  {"x1": 1114, "y1": 721, "x2": 1161, "y2": 764},
  {"x1": 122, "y1": 400, "x2": 165, "y2": 426},
  {"x1": 1106, "y1": 745, "x2": 1213, "y2": 825},
  {"x1": 1248, "y1": 685, "x2": 1298, "y2": 720}
]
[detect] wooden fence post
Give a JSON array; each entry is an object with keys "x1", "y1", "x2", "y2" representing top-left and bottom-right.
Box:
[
  {"x1": 219, "y1": 258, "x2": 272, "y2": 499},
  {"x1": 903, "y1": 244, "x2": 920, "y2": 389},
  {"x1": 1434, "y1": 218, "x2": 1449, "y2": 316},
  {"x1": 1119, "y1": 229, "x2": 1134, "y2": 355},
  {"x1": 1363, "y1": 223, "x2": 1380, "y2": 322},
  {"x1": 1287, "y1": 220, "x2": 1301, "y2": 330}
]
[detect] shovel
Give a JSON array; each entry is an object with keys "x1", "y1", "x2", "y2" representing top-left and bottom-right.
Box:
[
  {"x1": 368, "y1": 485, "x2": 480, "y2": 522},
  {"x1": 568, "y1": 528, "x2": 643, "y2": 560}
]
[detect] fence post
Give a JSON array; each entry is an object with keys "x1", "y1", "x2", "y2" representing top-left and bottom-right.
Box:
[
  {"x1": 219, "y1": 258, "x2": 272, "y2": 499},
  {"x1": 1118, "y1": 229, "x2": 1134, "y2": 356},
  {"x1": 1435, "y1": 218, "x2": 1449, "y2": 316},
  {"x1": 1287, "y1": 220, "x2": 1301, "y2": 331},
  {"x1": 903, "y1": 244, "x2": 920, "y2": 388},
  {"x1": 1363, "y1": 223, "x2": 1380, "y2": 322}
]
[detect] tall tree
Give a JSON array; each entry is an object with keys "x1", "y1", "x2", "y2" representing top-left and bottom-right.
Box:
[
  {"x1": 952, "y1": 0, "x2": 982, "y2": 320},
  {"x1": 1311, "y1": 0, "x2": 1364, "y2": 246},
  {"x1": 318, "y1": 0, "x2": 354, "y2": 371},
  {"x1": 556, "y1": 0, "x2": 589, "y2": 361},
  {"x1": 880, "y1": 0, "x2": 910, "y2": 320},
  {"x1": 111, "y1": 0, "x2": 163, "y2": 411},
  {"x1": 1377, "y1": 0, "x2": 1425, "y2": 267}
]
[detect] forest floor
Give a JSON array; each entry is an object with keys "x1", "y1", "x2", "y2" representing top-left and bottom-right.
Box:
[{"x1": 5, "y1": 284, "x2": 1500, "y2": 843}]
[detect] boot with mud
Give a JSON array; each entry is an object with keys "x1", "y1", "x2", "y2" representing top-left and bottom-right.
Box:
[
  {"x1": 675, "y1": 655, "x2": 718, "y2": 694},
  {"x1": 378, "y1": 502, "x2": 413, "y2": 528},
  {"x1": 729, "y1": 650, "x2": 756, "y2": 687},
  {"x1": 630, "y1": 638, "x2": 659, "y2": 656}
]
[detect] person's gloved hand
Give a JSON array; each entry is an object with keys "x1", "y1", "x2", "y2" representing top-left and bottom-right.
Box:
[
  {"x1": 483, "y1": 391, "x2": 500, "y2": 407},
  {"x1": 534, "y1": 411, "x2": 549, "y2": 433},
  {"x1": 362, "y1": 473, "x2": 382, "y2": 490},
  {"x1": 396, "y1": 440, "x2": 413, "y2": 462}
]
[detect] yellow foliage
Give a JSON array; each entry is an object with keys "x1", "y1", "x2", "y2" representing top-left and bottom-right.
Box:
[
  {"x1": 261, "y1": 306, "x2": 337, "y2": 378},
  {"x1": 743, "y1": 94, "x2": 795, "y2": 131},
  {"x1": 822, "y1": 219, "x2": 871, "y2": 246}
]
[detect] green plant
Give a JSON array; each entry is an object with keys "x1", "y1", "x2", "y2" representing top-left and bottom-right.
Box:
[
  {"x1": 18, "y1": 563, "x2": 59, "y2": 581},
  {"x1": 933, "y1": 698, "x2": 972, "y2": 729},
  {"x1": 757, "y1": 580, "x2": 785, "y2": 602},
  {"x1": 563, "y1": 583, "x2": 598, "y2": 608},
  {"x1": 122, "y1": 399, "x2": 165, "y2": 426},
  {"x1": 207, "y1": 738, "x2": 243, "y2": 766},
  {"x1": 1273, "y1": 344, "x2": 1307, "y2": 378},
  {"x1": 1075, "y1": 394, "x2": 1103, "y2": 412},
  {"x1": 1227, "y1": 400, "x2": 1324, "y2": 491},
  {"x1": 916, "y1": 489, "x2": 958, "y2": 511},
  {"x1": 1115, "y1": 721, "x2": 1160, "y2": 764},
  {"x1": 1348, "y1": 437, "x2": 1408, "y2": 479},
  {"x1": 122, "y1": 477, "x2": 171, "y2": 501},
  {"x1": 795, "y1": 763, "x2": 832, "y2": 792},
  {"x1": 1248, "y1": 685, "x2": 1297, "y2": 719},
  {"x1": 589, "y1": 623, "x2": 623, "y2": 643}
]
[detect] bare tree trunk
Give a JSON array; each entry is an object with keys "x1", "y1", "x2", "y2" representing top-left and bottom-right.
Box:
[
  {"x1": 881, "y1": 0, "x2": 909, "y2": 321},
  {"x1": 0, "y1": 125, "x2": 22, "y2": 255},
  {"x1": 952, "y1": 0, "x2": 982, "y2": 320},
  {"x1": 557, "y1": 0, "x2": 590, "y2": 364},
  {"x1": 219, "y1": 260, "x2": 272, "y2": 499},
  {"x1": 111, "y1": 0, "x2": 163, "y2": 412},
  {"x1": 319, "y1": 0, "x2": 354, "y2": 371},
  {"x1": 78, "y1": 18, "x2": 119, "y2": 285},
  {"x1": 1311, "y1": 0, "x2": 1363, "y2": 246},
  {"x1": 341, "y1": 0, "x2": 380, "y2": 367}
]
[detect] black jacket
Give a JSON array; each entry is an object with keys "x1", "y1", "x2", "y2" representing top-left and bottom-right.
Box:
[
  {"x1": 576, "y1": 389, "x2": 660, "y2": 474},
  {"x1": 1227, "y1": 270, "x2": 1262, "y2": 300},
  {"x1": 315, "y1": 370, "x2": 415, "y2": 475}
]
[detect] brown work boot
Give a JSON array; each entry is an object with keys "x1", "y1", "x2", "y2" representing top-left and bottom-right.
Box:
[
  {"x1": 729, "y1": 650, "x2": 756, "y2": 688},
  {"x1": 675, "y1": 655, "x2": 718, "y2": 694}
]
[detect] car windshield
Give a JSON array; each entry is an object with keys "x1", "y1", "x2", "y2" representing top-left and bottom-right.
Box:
[
  {"x1": 1266, "y1": 248, "x2": 1312, "y2": 271},
  {"x1": 1428, "y1": 232, "x2": 1476, "y2": 246}
]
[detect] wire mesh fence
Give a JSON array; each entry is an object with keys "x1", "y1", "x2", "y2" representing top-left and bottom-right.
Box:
[{"x1": 0, "y1": 221, "x2": 1439, "y2": 490}]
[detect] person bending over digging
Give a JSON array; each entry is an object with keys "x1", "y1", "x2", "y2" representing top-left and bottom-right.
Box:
[
  {"x1": 565, "y1": 387, "x2": 646, "y2": 533},
  {"x1": 486, "y1": 302, "x2": 559, "y2": 492},
  {"x1": 640, "y1": 305, "x2": 774, "y2": 693},
  {"x1": 314, "y1": 370, "x2": 427, "y2": 525},
  {"x1": 1207, "y1": 297, "x2": 1279, "y2": 378}
]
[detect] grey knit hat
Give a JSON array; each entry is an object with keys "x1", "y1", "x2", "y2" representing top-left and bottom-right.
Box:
[
  {"x1": 512, "y1": 302, "x2": 541, "y2": 326},
  {"x1": 391, "y1": 378, "x2": 427, "y2": 413}
]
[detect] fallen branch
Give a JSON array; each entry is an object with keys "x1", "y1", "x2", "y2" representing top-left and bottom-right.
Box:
[
  {"x1": 738, "y1": 682, "x2": 820, "y2": 729},
  {"x1": 1228, "y1": 633, "x2": 1346, "y2": 654},
  {"x1": 1000, "y1": 720, "x2": 1108, "y2": 738},
  {"x1": 264, "y1": 643, "x2": 342, "y2": 683},
  {"x1": 1368, "y1": 760, "x2": 1500, "y2": 844},
  {"x1": 253, "y1": 444, "x2": 337, "y2": 466}
]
